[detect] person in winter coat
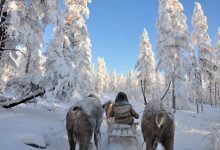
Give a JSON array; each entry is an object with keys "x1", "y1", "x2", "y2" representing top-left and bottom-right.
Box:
[{"x1": 109, "y1": 92, "x2": 139, "y2": 125}]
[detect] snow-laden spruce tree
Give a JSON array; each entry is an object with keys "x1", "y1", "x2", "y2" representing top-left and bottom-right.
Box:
[
  {"x1": 0, "y1": 0, "x2": 56, "y2": 76},
  {"x1": 135, "y1": 28, "x2": 156, "y2": 104},
  {"x1": 90, "y1": 63, "x2": 96, "y2": 92},
  {"x1": 188, "y1": 53, "x2": 204, "y2": 112},
  {"x1": 20, "y1": 0, "x2": 47, "y2": 76},
  {"x1": 157, "y1": 0, "x2": 192, "y2": 111},
  {"x1": 95, "y1": 57, "x2": 108, "y2": 94},
  {"x1": 125, "y1": 70, "x2": 139, "y2": 100},
  {"x1": 0, "y1": 0, "x2": 50, "y2": 96},
  {"x1": 44, "y1": 0, "x2": 93, "y2": 101},
  {"x1": 125, "y1": 70, "x2": 133, "y2": 99},
  {"x1": 211, "y1": 28, "x2": 220, "y2": 107},
  {"x1": 40, "y1": 0, "x2": 58, "y2": 25},
  {"x1": 43, "y1": 15, "x2": 74, "y2": 100},
  {"x1": 154, "y1": 71, "x2": 165, "y2": 100},
  {"x1": 117, "y1": 74, "x2": 126, "y2": 92},
  {"x1": 0, "y1": 0, "x2": 26, "y2": 91},
  {"x1": 213, "y1": 28, "x2": 220, "y2": 81},
  {"x1": 109, "y1": 70, "x2": 118, "y2": 93},
  {"x1": 191, "y1": 2, "x2": 217, "y2": 106},
  {"x1": 0, "y1": 0, "x2": 24, "y2": 60},
  {"x1": 103, "y1": 69, "x2": 109, "y2": 93},
  {"x1": 215, "y1": 28, "x2": 220, "y2": 55},
  {"x1": 5, "y1": 0, "x2": 59, "y2": 96},
  {"x1": 63, "y1": 0, "x2": 93, "y2": 98},
  {"x1": 192, "y1": 2, "x2": 215, "y2": 80},
  {"x1": 215, "y1": 28, "x2": 220, "y2": 65}
]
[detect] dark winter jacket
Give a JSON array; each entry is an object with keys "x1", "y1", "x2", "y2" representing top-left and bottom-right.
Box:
[{"x1": 109, "y1": 92, "x2": 139, "y2": 125}]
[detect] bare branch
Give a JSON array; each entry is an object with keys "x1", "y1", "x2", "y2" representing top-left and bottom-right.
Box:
[{"x1": 0, "y1": 48, "x2": 26, "y2": 56}]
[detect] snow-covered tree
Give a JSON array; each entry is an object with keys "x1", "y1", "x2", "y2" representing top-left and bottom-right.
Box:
[
  {"x1": 117, "y1": 73, "x2": 125, "y2": 92},
  {"x1": 215, "y1": 28, "x2": 220, "y2": 61},
  {"x1": 44, "y1": 0, "x2": 92, "y2": 100},
  {"x1": 1, "y1": 0, "x2": 49, "y2": 95},
  {"x1": 125, "y1": 70, "x2": 139, "y2": 100},
  {"x1": 109, "y1": 70, "x2": 118, "y2": 93},
  {"x1": 154, "y1": 71, "x2": 165, "y2": 99},
  {"x1": 40, "y1": 0, "x2": 58, "y2": 25},
  {"x1": 157, "y1": 0, "x2": 192, "y2": 111},
  {"x1": 95, "y1": 57, "x2": 107, "y2": 94},
  {"x1": 90, "y1": 63, "x2": 96, "y2": 92},
  {"x1": 211, "y1": 28, "x2": 220, "y2": 107},
  {"x1": 63, "y1": 0, "x2": 93, "y2": 98},
  {"x1": 103, "y1": 71, "x2": 109, "y2": 92},
  {"x1": 20, "y1": 1, "x2": 48, "y2": 77},
  {"x1": 0, "y1": 0, "x2": 26, "y2": 90},
  {"x1": 0, "y1": 0, "x2": 57, "y2": 75},
  {"x1": 135, "y1": 28, "x2": 156, "y2": 104},
  {"x1": 192, "y1": 2, "x2": 215, "y2": 81},
  {"x1": 192, "y1": 2, "x2": 217, "y2": 106},
  {"x1": 0, "y1": 0, "x2": 24, "y2": 60},
  {"x1": 43, "y1": 15, "x2": 73, "y2": 100},
  {"x1": 188, "y1": 54, "x2": 204, "y2": 112},
  {"x1": 213, "y1": 28, "x2": 220, "y2": 77},
  {"x1": 125, "y1": 70, "x2": 132, "y2": 98}
]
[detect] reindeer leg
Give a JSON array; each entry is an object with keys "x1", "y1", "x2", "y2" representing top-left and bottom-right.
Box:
[
  {"x1": 79, "y1": 139, "x2": 90, "y2": 150},
  {"x1": 146, "y1": 139, "x2": 155, "y2": 150},
  {"x1": 162, "y1": 138, "x2": 174, "y2": 150},
  {"x1": 67, "y1": 131, "x2": 76, "y2": 150},
  {"x1": 94, "y1": 131, "x2": 100, "y2": 150},
  {"x1": 79, "y1": 144, "x2": 89, "y2": 150}
]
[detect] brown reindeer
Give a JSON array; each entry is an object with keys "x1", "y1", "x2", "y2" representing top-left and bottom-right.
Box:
[
  {"x1": 141, "y1": 100, "x2": 175, "y2": 150},
  {"x1": 66, "y1": 94, "x2": 103, "y2": 150},
  {"x1": 102, "y1": 100, "x2": 114, "y2": 125}
]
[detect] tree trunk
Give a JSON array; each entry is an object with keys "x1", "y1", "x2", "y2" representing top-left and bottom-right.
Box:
[
  {"x1": 215, "y1": 82, "x2": 217, "y2": 106},
  {"x1": 196, "y1": 99, "x2": 199, "y2": 114},
  {"x1": 201, "y1": 98, "x2": 203, "y2": 112},
  {"x1": 0, "y1": 0, "x2": 7, "y2": 59},
  {"x1": 218, "y1": 90, "x2": 220, "y2": 106},
  {"x1": 209, "y1": 80, "x2": 212, "y2": 106},
  {"x1": 172, "y1": 77, "x2": 176, "y2": 113},
  {"x1": 2, "y1": 89, "x2": 45, "y2": 109},
  {"x1": 25, "y1": 49, "x2": 31, "y2": 74}
]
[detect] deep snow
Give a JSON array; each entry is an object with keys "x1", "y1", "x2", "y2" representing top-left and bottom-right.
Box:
[{"x1": 0, "y1": 96, "x2": 220, "y2": 150}]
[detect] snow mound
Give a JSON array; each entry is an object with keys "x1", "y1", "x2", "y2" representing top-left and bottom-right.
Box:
[{"x1": 21, "y1": 134, "x2": 47, "y2": 149}]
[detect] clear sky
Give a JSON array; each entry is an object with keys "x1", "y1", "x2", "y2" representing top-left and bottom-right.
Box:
[{"x1": 86, "y1": 0, "x2": 220, "y2": 75}]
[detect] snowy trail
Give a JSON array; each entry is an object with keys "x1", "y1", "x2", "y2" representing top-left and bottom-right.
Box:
[
  {"x1": 174, "y1": 105, "x2": 220, "y2": 150},
  {"x1": 0, "y1": 102, "x2": 220, "y2": 150}
]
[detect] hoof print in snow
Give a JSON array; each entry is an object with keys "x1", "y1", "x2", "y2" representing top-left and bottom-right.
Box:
[{"x1": 25, "y1": 143, "x2": 47, "y2": 149}]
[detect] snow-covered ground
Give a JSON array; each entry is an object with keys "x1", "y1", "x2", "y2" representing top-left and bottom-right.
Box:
[{"x1": 0, "y1": 97, "x2": 220, "y2": 150}]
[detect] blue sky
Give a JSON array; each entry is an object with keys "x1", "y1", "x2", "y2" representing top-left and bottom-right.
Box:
[{"x1": 86, "y1": 0, "x2": 220, "y2": 75}]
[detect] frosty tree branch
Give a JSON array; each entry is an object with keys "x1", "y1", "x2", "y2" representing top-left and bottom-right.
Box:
[{"x1": 0, "y1": 48, "x2": 26, "y2": 56}]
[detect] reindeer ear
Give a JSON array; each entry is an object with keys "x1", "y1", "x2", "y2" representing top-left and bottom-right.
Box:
[
  {"x1": 73, "y1": 106, "x2": 81, "y2": 111},
  {"x1": 102, "y1": 104, "x2": 105, "y2": 109}
]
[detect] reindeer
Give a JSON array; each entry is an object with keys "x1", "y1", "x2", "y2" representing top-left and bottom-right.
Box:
[
  {"x1": 66, "y1": 94, "x2": 103, "y2": 150},
  {"x1": 102, "y1": 100, "x2": 114, "y2": 125},
  {"x1": 141, "y1": 100, "x2": 175, "y2": 150}
]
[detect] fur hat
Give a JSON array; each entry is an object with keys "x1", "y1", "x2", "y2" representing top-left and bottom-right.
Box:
[{"x1": 115, "y1": 92, "x2": 128, "y2": 103}]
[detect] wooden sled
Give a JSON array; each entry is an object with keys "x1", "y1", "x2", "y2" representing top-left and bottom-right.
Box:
[{"x1": 107, "y1": 122, "x2": 139, "y2": 146}]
